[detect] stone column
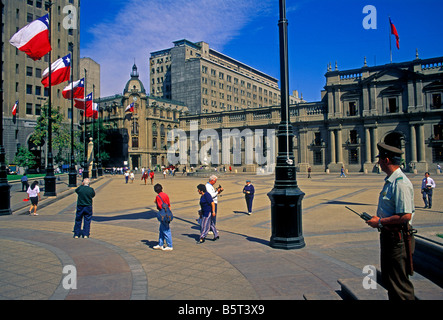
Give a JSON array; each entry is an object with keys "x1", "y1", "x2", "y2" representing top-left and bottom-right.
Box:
[
  {"x1": 371, "y1": 127, "x2": 378, "y2": 163},
  {"x1": 365, "y1": 128, "x2": 371, "y2": 163},
  {"x1": 336, "y1": 129, "x2": 343, "y2": 164},
  {"x1": 418, "y1": 124, "x2": 425, "y2": 162},
  {"x1": 409, "y1": 125, "x2": 417, "y2": 163},
  {"x1": 329, "y1": 129, "x2": 336, "y2": 164}
]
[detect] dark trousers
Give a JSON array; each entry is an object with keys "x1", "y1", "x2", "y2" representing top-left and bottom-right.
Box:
[
  {"x1": 21, "y1": 181, "x2": 29, "y2": 192},
  {"x1": 422, "y1": 188, "x2": 433, "y2": 208},
  {"x1": 380, "y1": 229, "x2": 415, "y2": 300},
  {"x1": 245, "y1": 195, "x2": 254, "y2": 213},
  {"x1": 74, "y1": 205, "x2": 93, "y2": 237}
]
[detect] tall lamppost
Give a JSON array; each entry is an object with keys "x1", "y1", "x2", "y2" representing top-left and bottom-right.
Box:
[
  {"x1": 0, "y1": 0, "x2": 12, "y2": 215},
  {"x1": 91, "y1": 85, "x2": 97, "y2": 179},
  {"x1": 68, "y1": 41, "x2": 77, "y2": 187},
  {"x1": 44, "y1": 0, "x2": 56, "y2": 196},
  {"x1": 267, "y1": 0, "x2": 305, "y2": 249},
  {"x1": 82, "y1": 68, "x2": 89, "y2": 179}
]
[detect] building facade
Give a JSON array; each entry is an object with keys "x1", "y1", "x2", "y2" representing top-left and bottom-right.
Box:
[
  {"x1": 150, "y1": 39, "x2": 303, "y2": 115},
  {"x1": 2, "y1": 0, "x2": 81, "y2": 168},
  {"x1": 96, "y1": 64, "x2": 188, "y2": 170},
  {"x1": 177, "y1": 55, "x2": 443, "y2": 174}
]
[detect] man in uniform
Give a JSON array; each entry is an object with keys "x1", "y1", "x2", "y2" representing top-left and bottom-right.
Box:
[{"x1": 366, "y1": 137, "x2": 416, "y2": 300}]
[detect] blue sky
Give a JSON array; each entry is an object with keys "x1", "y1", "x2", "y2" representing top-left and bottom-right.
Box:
[{"x1": 80, "y1": 0, "x2": 443, "y2": 102}]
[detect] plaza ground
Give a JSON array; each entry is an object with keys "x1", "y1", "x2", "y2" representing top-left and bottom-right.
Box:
[{"x1": 1, "y1": 170, "x2": 442, "y2": 300}]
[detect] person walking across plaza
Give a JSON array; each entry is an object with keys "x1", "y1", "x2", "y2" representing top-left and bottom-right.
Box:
[
  {"x1": 153, "y1": 184, "x2": 173, "y2": 251},
  {"x1": 21, "y1": 174, "x2": 29, "y2": 192},
  {"x1": 206, "y1": 175, "x2": 223, "y2": 233},
  {"x1": 366, "y1": 137, "x2": 416, "y2": 300},
  {"x1": 26, "y1": 181, "x2": 41, "y2": 216},
  {"x1": 73, "y1": 178, "x2": 96, "y2": 238},
  {"x1": 197, "y1": 184, "x2": 218, "y2": 243},
  {"x1": 421, "y1": 172, "x2": 436, "y2": 209},
  {"x1": 243, "y1": 179, "x2": 255, "y2": 215}
]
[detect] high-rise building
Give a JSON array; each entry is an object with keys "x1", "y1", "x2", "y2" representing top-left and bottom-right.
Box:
[
  {"x1": 2, "y1": 0, "x2": 80, "y2": 168},
  {"x1": 150, "y1": 39, "x2": 303, "y2": 115}
]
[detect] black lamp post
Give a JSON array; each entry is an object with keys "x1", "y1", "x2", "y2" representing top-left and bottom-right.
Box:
[
  {"x1": 0, "y1": 0, "x2": 12, "y2": 215},
  {"x1": 91, "y1": 85, "x2": 97, "y2": 179},
  {"x1": 267, "y1": 0, "x2": 305, "y2": 249},
  {"x1": 44, "y1": 0, "x2": 56, "y2": 197},
  {"x1": 68, "y1": 41, "x2": 77, "y2": 187},
  {"x1": 82, "y1": 69, "x2": 89, "y2": 179}
]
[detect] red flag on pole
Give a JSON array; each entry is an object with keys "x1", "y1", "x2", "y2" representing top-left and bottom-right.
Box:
[{"x1": 389, "y1": 18, "x2": 400, "y2": 49}]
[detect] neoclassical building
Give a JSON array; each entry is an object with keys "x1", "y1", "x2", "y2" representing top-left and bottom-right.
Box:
[{"x1": 178, "y1": 54, "x2": 443, "y2": 173}]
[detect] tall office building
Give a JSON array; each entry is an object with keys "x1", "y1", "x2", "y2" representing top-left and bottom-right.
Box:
[
  {"x1": 2, "y1": 0, "x2": 80, "y2": 167},
  {"x1": 150, "y1": 39, "x2": 303, "y2": 114}
]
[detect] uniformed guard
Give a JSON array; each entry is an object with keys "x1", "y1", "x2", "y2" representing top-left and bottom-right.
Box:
[{"x1": 366, "y1": 136, "x2": 416, "y2": 300}]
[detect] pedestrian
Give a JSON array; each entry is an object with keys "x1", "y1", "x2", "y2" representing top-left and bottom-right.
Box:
[
  {"x1": 437, "y1": 163, "x2": 442, "y2": 174},
  {"x1": 129, "y1": 171, "x2": 135, "y2": 183},
  {"x1": 21, "y1": 174, "x2": 29, "y2": 192},
  {"x1": 149, "y1": 170, "x2": 155, "y2": 185},
  {"x1": 307, "y1": 166, "x2": 312, "y2": 179},
  {"x1": 141, "y1": 170, "x2": 148, "y2": 185},
  {"x1": 340, "y1": 166, "x2": 346, "y2": 177},
  {"x1": 196, "y1": 184, "x2": 218, "y2": 243},
  {"x1": 366, "y1": 138, "x2": 416, "y2": 300},
  {"x1": 124, "y1": 170, "x2": 129, "y2": 183},
  {"x1": 421, "y1": 172, "x2": 436, "y2": 209},
  {"x1": 206, "y1": 175, "x2": 223, "y2": 232},
  {"x1": 26, "y1": 181, "x2": 41, "y2": 216},
  {"x1": 73, "y1": 178, "x2": 96, "y2": 239},
  {"x1": 153, "y1": 184, "x2": 173, "y2": 251},
  {"x1": 243, "y1": 179, "x2": 255, "y2": 215}
]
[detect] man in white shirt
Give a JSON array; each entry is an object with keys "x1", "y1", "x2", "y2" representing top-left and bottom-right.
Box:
[
  {"x1": 421, "y1": 172, "x2": 436, "y2": 209},
  {"x1": 205, "y1": 175, "x2": 223, "y2": 240}
]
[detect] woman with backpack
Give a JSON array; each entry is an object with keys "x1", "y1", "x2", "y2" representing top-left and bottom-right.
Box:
[{"x1": 153, "y1": 183, "x2": 173, "y2": 251}]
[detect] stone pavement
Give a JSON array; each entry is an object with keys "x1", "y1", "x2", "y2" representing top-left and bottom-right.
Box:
[{"x1": 1, "y1": 171, "x2": 442, "y2": 300}]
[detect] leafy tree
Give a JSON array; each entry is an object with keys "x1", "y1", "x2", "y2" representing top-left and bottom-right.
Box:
[{"x1": 14, "y1": 146, "x2": 36, "y2": 170}]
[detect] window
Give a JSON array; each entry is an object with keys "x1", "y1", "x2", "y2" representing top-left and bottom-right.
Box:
[
  {"x1": 350, "y1": 130, "x2": 358, "y2": 144},
  {"x1": 434, "y1": 125, "x2": 443, "y2": 141},
  {"x1": 132, "y1": 136, "x2": 139, "y2": 149},
  {"x1": 348, "y1": 101, "x2": 357, "y2": 116},
  {"x1": 388, "y1": 98, "x2": 397, "y2": 113},
  {"x1": 26, "y1": 85, "x2": 33, "y2": 94},
  {"x1": 26, "y1": 66, "x2": 33, "y2": 76},
  {"x1": 35, "y1": 104, "x2": 41, "y2": 116},
  {"x1": 432, "y1": 93, "x2": 442, "y2": 109},
  {"x1": 35, "y1": 68, "x2": 42, "y2": 78},
  {"x1": 313, "y1": 150, "x2": 322, "y2": 165},
  {"x1": 35, "y1": 86, "x2": 41, "y2": 96},
  {"x1": 26, "y1": 103, "x2": 33, "y2": 115},
  {"x1": 27, "y1": 13, "x2": 33, "y2": 23},
  {"x1": 432, "y1": 146, "x2": 443, "y2": 163},
  {"x1": 314, "y1": 132, "x2": 322, "y2": 146}
]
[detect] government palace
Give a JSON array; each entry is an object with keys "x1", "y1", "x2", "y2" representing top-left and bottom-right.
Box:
[{"x1": 91, "y1": 40, "x2": 443, "y2": 174}]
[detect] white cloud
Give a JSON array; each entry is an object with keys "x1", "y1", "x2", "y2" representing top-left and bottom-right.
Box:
[{"x1": 81, "y1": 0, "x2": 273, "y2": 97}]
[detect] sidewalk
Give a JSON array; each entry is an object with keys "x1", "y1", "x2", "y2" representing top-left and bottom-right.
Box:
[{"x1": 1, "y1": 172, "x2": 442, "y2": 300}]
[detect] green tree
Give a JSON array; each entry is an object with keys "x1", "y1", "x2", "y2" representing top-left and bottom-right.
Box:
[{"x1": 14, "y1": 146, "x2": 36, "y2": 171}]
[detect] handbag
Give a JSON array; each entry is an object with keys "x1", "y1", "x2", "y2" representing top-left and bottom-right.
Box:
[{"x1": 157, "y1": 195, "x2": 173, "y2": 223}]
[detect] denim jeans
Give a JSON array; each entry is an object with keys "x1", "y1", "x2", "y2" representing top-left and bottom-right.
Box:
[
  {"x1": 74, "y1": 205, "x2": 93, "y2": 237},
  {"x1": 158, "y1": 221, "x2": 172, "y2": 247}
]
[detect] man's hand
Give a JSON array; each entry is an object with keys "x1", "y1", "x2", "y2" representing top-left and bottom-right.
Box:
[{"x1": 366, "y1": 216, "x2": 380, "y2": 228}]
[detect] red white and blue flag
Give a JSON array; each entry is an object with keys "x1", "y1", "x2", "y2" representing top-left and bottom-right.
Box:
[
  {"x1": 390, "y1": 18, "x2": 400, "y2": 50},
  {"x1": 86, "y1": 102, "x2": 99, "y2": 119},
  {"x1": 9, "y1": 14, "x2": 52, "y2": 61},
  {"x1": 125, "y1": 102, "x2": 134, "y2": 113},
  {"x1": 62, "y1": 78, "x2": 85, "y2": 99},
  {"x1": 41, "y1": 53, "x2": 71, "y2": 88},
  {"x1": 12, "y1": 101, "x2": 18, "y2": 116},
  {"x1": 74, "y1": 92, "x2": 92, "y2": 110}
]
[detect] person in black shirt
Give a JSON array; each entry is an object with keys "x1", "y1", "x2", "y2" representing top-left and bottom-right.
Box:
[{"x1": 73, "y1": 178, "x2": 95, "y2": 238}]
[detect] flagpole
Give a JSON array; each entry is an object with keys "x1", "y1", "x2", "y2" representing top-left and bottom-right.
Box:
[
  {"x1": 44, "y1": 0, "x2": 56, "y2": 196},
  {"x1": 82, "y1": 69, "x2": 89, "y2": 179},
  {"x1": 91, "y1": 84, "x2": 97, "y2": 179},
  {"x1": 68, "y1": 42, "x2": 77, "y2": 187},
  {"x1": 389, "y1": 16, "x2": 392, "y2": 64},
  {"x1": 0, "y1": 0, "x2": 12, "y2": 215}
]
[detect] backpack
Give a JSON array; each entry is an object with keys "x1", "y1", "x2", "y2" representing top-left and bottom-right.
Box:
[{"x1": 157, "y1": 195, "x2": 173, "y2": 223}]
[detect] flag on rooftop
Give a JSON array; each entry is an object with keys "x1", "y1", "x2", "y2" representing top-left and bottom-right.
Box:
[{"x1": 390, "y1": 17, "x2": 400, "y2": 50}]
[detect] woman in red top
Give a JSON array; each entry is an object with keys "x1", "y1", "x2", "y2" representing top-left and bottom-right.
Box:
[{"x1": 153, "y1": 184, "x2": 173, "y2": 251}]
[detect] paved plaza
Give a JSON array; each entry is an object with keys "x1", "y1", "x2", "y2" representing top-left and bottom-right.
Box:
[{"x1": 1, "y1": 170, "x2": 442, "y2": 300}]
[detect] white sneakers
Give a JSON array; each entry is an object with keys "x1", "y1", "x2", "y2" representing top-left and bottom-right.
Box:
[{"x1": 153, "y1": 245, "x2": 173, "y2": 251}]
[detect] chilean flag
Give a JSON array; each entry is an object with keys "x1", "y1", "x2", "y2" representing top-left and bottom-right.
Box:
[
  {"x1": 41, "y1": 53, "x2": 71, "y2": 88},
  {"x1": 74, "y1": 92, "x2": 92, "y2": 110},
  {"x1": 86, "y1": 103, "x2": 99, "y2": 119},
  {"x1": 390, "y1": 18, "x2": 400, "y2": 50},
  {"x1": 12, "y1": 101, "x2": 18, "y2": 116},
  {"x1": 9, "y1": 14, "x2": 52, "y2": 61},
  {"x1": 62, "y1": 78, "x2": 85, "y2": 99},
  {"x1": 125, "y1": 102, "x2": 134, "y2": 113}
]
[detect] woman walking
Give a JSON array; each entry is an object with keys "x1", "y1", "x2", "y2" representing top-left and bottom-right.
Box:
[
  {"x1": 197, "y1": 184, "x2": 218, "y2": 244},
  {"x1": 27, "y1": 181, "x2": 41, "y2": 216}
]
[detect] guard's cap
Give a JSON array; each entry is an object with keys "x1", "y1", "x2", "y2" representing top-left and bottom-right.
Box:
[
  {"x1": 246, "y1": 179, "x2": 251, "y2": 183},
  {"x1": 376, "y1": 142, "x2": 403, "y2": 158}
]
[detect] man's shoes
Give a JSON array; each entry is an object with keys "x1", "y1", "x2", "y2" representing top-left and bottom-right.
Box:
[
  {"x1": 197, "y1": 238, "x2": 205, "y2": 244},
  {"x1": 74, "y1": 235, "x2": 79, "y2": 239},
  {"x1": 162, "y1": 246, "x2": 173, "y2": 251},
  {"x1": 213, "y1": 236, "x2": 219, "y2": 241},
  {"x1": 153, "y1": 245, "x2": 163, "y2": 250}
]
